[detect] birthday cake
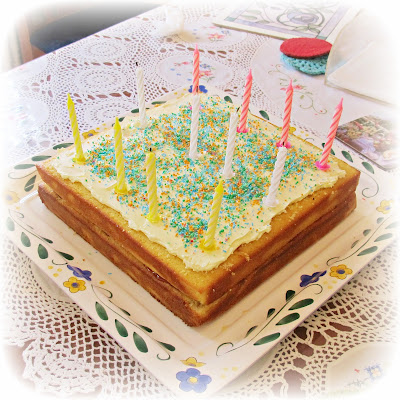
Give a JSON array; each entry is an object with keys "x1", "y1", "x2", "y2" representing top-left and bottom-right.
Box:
[{"x1": 37, "y1": 91, "x2": 360, "y2": 326}]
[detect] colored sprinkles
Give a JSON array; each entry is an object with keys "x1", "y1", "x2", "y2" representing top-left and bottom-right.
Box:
[{"x1": 80, "y1": 96, "x2": 322, "y2": 252}]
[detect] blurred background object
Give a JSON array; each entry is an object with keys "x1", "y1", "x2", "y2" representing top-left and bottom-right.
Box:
[
  {"x1": 325, "y1": 9, "x2": 398, "y2": 105},
  {"x1": 2, "y1": 0, "x2": 167, "y2": 72}
]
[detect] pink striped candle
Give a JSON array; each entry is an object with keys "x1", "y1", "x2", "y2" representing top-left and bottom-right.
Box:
[
  {"x1": 316, "y1": 98, "x2": 343, "y2": 171},
  {"x1": 277, "y1": 80, "x2": 293, "y2": 149},
  {"x1": 192, "y1": 44, "x2": 200, "y2": 93},
  {"x1": 237, "y1": 69, "x2": 253, "y2": 133}
]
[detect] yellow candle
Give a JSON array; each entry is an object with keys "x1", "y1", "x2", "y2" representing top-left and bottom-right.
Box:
[
  {"x1": 67, "y1": 93, "x2": 86, "y2": 164},
  {"x1": 113, "y1": 117, "x2": 129, "y2": 194},
  {"x1": 201, "y1": 179, "x2": 224, "y2": 250},
  {"x1": 145, "y1": 150, "x2": 160, "y2": 223}
]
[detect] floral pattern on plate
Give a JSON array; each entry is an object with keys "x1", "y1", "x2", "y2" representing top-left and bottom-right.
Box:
[{"x1": 4, "y1": 87, "x2": 397, "y2": 396}]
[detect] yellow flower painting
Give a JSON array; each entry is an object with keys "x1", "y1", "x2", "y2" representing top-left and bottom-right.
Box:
[
  {"x1": 181, "y1": 357, "x2": 205, "y2": 368},
  {"x1": 376, "y1": 200, "x2": 393, "y2": 214},
  {"x1": 4, "y1": 190, "x2": 20, "y2": 205},
  {"x1": 329, "y1": 265, "x2": 353, "y2": 280},
  {"x1": 63, "y1": 276, "x2": 86, "y2": 293}
]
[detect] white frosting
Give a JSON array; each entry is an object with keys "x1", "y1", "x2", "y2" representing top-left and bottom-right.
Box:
[{"x1": 52, "y1": 93, "x2": 345, "y2": 271}]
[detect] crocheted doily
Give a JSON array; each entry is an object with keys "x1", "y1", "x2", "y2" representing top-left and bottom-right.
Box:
[
  {"x1": 281, "y1": 54, "x2": 328, "y2": 75},
  {"x1": 2, "y1": 2, "x2": 398, "y2": 398}
]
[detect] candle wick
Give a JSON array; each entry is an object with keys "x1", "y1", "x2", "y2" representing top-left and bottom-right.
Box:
[
  {"x1": 136, "y1": 62, "x2": 139, "y2": 67},
  {"x1": 149, "y1": 147, "x2": 152, "y2": 152}
]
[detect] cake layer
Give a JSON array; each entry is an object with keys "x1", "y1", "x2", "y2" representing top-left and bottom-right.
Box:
[
  {"x1": 37, "y1": 159, "x2": 360, "y2": 305},
  {"x1": 38, "y1": 183, "x2": 357, "y2": 326},
  {"x1": 46, "y1": 93, "x2": 350, "y2": 272}
]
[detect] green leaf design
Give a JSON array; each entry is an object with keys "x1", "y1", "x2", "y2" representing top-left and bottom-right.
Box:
[
  {"x1": 377, "y1": 217, "x2": 384, "y2": 224},
  {"x1": 24, "y1": 176, "x2": 37, "y2": 192},
  {"x1": 139, "y1": 324, "x2": 152, "y2": 333},
  {"x1": 362, "y1": 161, "x2": 374, "y2": 174},
  {"x1": 120, "y1": 308, "x2": 131, "y2": 316},
  {"x1": 357, "y1": 246, "x2": 378, "y2": 256},
  {"x1": 21, "y1": 232, "x2": 31, "y2": 247},
  {"x1": 216, "y1": 342, "x2": 234, "y2": 356},
  {"x1": 118, "y1": 117, "x2": 125, "y2": 122},
  {"x1": 133, "y1": 332, "x2": 148, "y2": 352},
  {"x1": 363, "y1": 229, "x2": 371, "y2": 236},
  {"x1": 131, "y1": 108, "x2": 139, "y2": 113},
  {"x1": 95, "y1": 302, "x2": 108, "y2": 320},
  {"x1": 152, "y1": 101, "x2": 166, "y2": 105},
  {"x1": 115, "y1": 319, "x2": 128, "y2": 337},
  {"x1": 259, "y1": 110, "x2": 270, "y2": 120},
  {"x1": 224, "y1": 96, "x2": 233, "y2": 103},
  {"x1": 341, "y1": 151, "x2": 353, "y2": 162},
  {"x1": 288, "y1": 298, "x2": 314, "y2": 310},
  {"x1": 57, "y1": 251, "x2": 74, "y2": 260},
  {"x1": 157, "y1": 341, "x2": 175, "y2": 352},
  {"x1": 386, "y1": 222, "x2": 399, "y2": 230},
  {"x1": 53, "y1": 143, "x2": 73, "y2": 150},
  {"x1": 242, "y1": 15, "x2": 258, "y2": 21},
  {"x1": 293, "y1": 26, "x2": 309, "y2": 32},
  {"x1": 276, "y1": 312, "x2": 300, "y2": 325},
  {"x1": 31, "y1": 155, "x2": 51, "y2": 162},
  {"x1": 245, "y1": 326, "x2": 258, "y2": 337},
  {"x1": 14, "y1": 163, "x2": 35, "y2": 170},
  {"x1": 43, "y1": 238, "x2": 53, "y2": 244},
  {"x1": 6, "y1": 217, "x2": 15, "y2": 231},
  {"x1": 351, "y1": 240, "x2": 359, "y2": 248},
  {"x1": 253, "y1": 332, "x2": 280, "y2": 346},
  {"x1": 38, "y1": 244, "x2": 48, "y2": 259},
  {"x1": 109, "y1": 300, "x2": 131, "y2": 316},
  {"x1": 374, "y1": 233, "x2": 393, "y2": 242},
  {"x1": 267, "y1": 308, "x2": 276, "y2": 318},
  {"x1": 286, "y1": 290, "x2": 295, "y2": 302}
]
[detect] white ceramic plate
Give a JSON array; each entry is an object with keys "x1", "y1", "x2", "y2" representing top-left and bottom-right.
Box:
[{"x1": 4, "y1": 87, "x2": 397, "y2": 396}]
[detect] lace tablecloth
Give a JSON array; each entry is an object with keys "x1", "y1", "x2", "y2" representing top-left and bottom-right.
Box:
[{"x1": 1, "y1": 3, "x2": 398, "y2": 399}]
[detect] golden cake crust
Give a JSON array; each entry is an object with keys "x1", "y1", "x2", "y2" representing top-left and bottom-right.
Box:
[
  {"x1": 38, "y1": 182, "x2": 356, "y2": 326},
  {"x1": 36, "y1": 149, "x2": 360, "y2": 307}
]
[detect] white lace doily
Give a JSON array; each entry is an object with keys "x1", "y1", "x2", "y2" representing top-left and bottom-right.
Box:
[{"x1": 2, "y1": 3, "x2": 399, "y2": 399}]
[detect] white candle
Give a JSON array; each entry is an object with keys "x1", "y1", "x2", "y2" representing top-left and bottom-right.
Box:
[
  {"x1": 222, "y1": 111, "x2": 239, "y2": 179},
  {"x1": 263, "y1": 146, "x2": 288, "y2": 207},
  {"x1": 136, "y1": 67, "x2": 148, "y2": 128},
  {"x1": 189, "y1": 93, "x2": 200, "y2": 160}
]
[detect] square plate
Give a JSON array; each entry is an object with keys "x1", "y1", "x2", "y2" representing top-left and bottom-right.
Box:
[{"x1": 4, "y1": 87, "x2": 397, "y2": 396}]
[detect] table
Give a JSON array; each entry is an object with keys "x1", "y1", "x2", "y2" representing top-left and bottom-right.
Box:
[{"x1": 2, "y1": 3, "x2": 398, "y2": 398}]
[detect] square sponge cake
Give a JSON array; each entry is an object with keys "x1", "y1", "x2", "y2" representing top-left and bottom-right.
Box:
[{"x1": 37, "y1": 92, "x2": 360, "y2": 326}]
